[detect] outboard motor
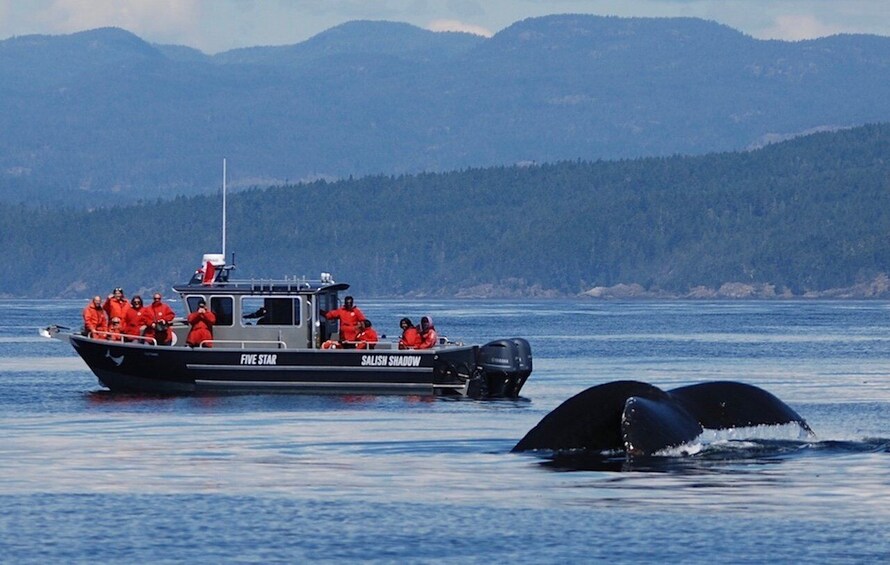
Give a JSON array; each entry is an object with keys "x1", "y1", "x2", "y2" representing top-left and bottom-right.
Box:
[{"x1": 476, "y1": 338, "x2": 533, "y2": 398}]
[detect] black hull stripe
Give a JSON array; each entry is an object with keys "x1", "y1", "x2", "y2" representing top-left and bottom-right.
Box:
[
  {"x1": 194, "y1": 380, "x2": 462, "y2": 389},
  {"x1": 186, "y1": 364, "x2": 430, "y2": 373}
]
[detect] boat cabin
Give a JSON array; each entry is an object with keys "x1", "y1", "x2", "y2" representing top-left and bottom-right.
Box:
[{"x1": 172, "y1": 254, "x2": 348, "y2": 349}]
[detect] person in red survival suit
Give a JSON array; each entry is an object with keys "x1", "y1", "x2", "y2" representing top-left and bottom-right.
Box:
[
  {"x1": 416, "y1": 316, "x2": 438, "y2": 350},
  {"x1": 146, "y1": 293, "x2": 176, "y2": 345},
  {"x1": 123, "y1": 295, "x2": 153, "y2": 341},
  {"x1": 103, "y1": 287, "x2": 131, "y2": 324},
  {"x1": 398, "y1": 318, "x2": 421, "y2": 349},
  {"x1": 355, "y1": 319, "x2": 379, "y2": 350},
  {"x1": 320, "y1": 295, "x2": 365, "y2": 347},
  {"x1": 82, "y1": 295, "x2": 108, "y2": 339},
  {"x1": 186, "y1": 300, "x2": 216, "y2": 348},
  {"x1": 106, "y1": 317, "x2": 125, "y2": 341}
]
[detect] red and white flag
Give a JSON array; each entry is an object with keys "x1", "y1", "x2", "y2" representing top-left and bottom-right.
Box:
[{"x1": 202, "y1": 261, "x2": 216, "y2": 285}]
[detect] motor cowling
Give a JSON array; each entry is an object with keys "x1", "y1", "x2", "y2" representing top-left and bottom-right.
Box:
[{"x1": 476, "y1": 338, "x2": 533, "y2": 398}]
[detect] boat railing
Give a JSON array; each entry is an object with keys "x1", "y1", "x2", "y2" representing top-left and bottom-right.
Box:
[
  {"x1": 199, "y1": 339, "x2": 288, "y2": 349},
  {"x1": 90, "y1": 331, "x2": 157, "y2": 346},
  {"x1": 244, "y1": 280, "x2": 314, "y2": 293},
  {"x1": 342, "y1": 340, "x2": 380, "y2": 350}
]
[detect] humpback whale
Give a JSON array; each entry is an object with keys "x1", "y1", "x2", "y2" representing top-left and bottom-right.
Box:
[{"x1": 513, "y1": 380, "x2": 813, "y2": 457}]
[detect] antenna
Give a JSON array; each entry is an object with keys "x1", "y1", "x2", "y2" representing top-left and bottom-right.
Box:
[{"x1": 222, "y1": 158, "x2": 227, "y2": 259}]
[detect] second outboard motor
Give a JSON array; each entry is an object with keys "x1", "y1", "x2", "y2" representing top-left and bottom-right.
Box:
[{"x1": 477, "y1": 338, "x2": 533, "y2": 398}]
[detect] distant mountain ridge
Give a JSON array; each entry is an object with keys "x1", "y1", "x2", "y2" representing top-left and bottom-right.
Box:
[
  {"x1": 212, "y1": 20, "x2": 485, "y2": 66},
  {"x1": 2, "y1": 15, "x2": 890, "y2": 205}
]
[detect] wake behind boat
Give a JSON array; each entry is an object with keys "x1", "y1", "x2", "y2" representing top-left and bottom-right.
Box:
[{"x1": 42, "y1": 253, "x2": 533, "y2": 398}]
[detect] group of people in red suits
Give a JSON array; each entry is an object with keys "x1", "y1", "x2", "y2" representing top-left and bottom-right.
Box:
[
  {"x1": 82, "y1": 288, "x2": 175, "y2": 345},
  {"x1": 397, "y1": 316, "x2": 437, "y2": 349},
  {"x1": 320, "y1": 295, "x2": 377, "y2": 349},
  {"x1": 84, "y1": 291, "x2": 440, "y2": 351},
  {"x1": 320, "y1": 296, "x2": 437, "y2": 350}
]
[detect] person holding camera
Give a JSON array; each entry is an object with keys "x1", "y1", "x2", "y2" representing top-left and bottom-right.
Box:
[
  {"x1": 186, "y1": 300, "x2": 216, "y2": 348},
  {"x1": 146, "y1": 293, "x2": 176, "y2": 345}
]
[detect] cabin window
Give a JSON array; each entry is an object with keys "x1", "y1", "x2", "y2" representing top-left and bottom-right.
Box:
[
  {"x1": 185, "y1": 295, "x2": 232, "y2": 326},
  {"x1": 318, "y1": 293, "x2": 339, "y2": 312},
  {"x1": 240, "y1": 297, "x2": 302, "y2": 327},
  {"x1": 186, "y1": 296, "x2": 204, "y2": 313},
  {"x1": 241, "y1": 297, "x2": 266, "y2": 325},
  {"x1": 210, "y1": 296, "x2": 233, "y2": 326}
]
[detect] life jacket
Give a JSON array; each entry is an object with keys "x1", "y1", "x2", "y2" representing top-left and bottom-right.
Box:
[
  {"x1": 149, "y1": 301, "x2": 176, "y2": 323},
  {"x1": 123, "y1": 306, "x2": 153, "y2": 340},
  {"x1": 186, "y1": 310, "x2": 216, "y2": 347},
  {"x1": 417, "y1": 316, "x2": 438, "y2": 350},
  {"x1": 106, "y1": 324, "x2": 124, "y2": 342},
  {"x1": 355, "y1": 327, "x2": 379, "y2": 349},
  {"x1": 325, "y1": 306, "x2": 366, "y2": 341},
  {"x1": 82, "y1": 304, "x2": 108, "y2": 338},
  {"x1": 145, "y1": 301, "x2": 176, "y2": 343},
  {"x1": 417, "y1": 328, "x2": 438, "y2": 349},
  {"x1": 103, "y1": 297, "x2": 131, "y2": 322},
  {"x1": 399, "y1": 327, "x2": 421, "y2": 349}
]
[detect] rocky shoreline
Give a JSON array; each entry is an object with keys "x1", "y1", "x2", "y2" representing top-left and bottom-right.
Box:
[
  {"x1": 583, "y1": 274, "x2": 890, "y2": 299},
  {"x1": 20, "y1": 275, "x2": 890, "y2": 300},
  {"x1": 447, "y1": 274, "x2": 890, "y2": 299}
]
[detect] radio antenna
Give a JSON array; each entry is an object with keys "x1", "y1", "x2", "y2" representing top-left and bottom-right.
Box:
[{"x1": 222, "y1": 158, "x2": 227, "y2": 259}]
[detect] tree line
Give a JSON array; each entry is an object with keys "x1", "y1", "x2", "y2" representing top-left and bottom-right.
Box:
[{"x1": 3, "y1": 123, "x2": 890, "y2": 298}]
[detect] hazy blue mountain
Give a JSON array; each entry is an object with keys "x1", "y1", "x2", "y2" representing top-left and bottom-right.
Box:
[
  {"x1": 1, "y1": 27, "x2": 165, "y2": 93},
  {"x1": 153, "y1": 43, "x2": 211, "y2": 63},
  {"x1": 2, "y1": 15, "x2": 890, "y2": 205},
  {"x1": 214, "y1": 20, "x2": 484, "y2": 66}
]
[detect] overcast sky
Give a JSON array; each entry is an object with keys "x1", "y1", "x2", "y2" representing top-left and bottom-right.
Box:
[{"x1": 1, "y1": 0, "x2": 889, "y2": 54}]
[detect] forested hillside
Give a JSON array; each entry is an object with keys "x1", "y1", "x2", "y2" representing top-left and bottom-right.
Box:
[
  {"x1": 3, "y1": 123, "x2": 889, "y2": 298},
  {"x1": 2, "y1": 15, "x2": 890, "y2": 206}
]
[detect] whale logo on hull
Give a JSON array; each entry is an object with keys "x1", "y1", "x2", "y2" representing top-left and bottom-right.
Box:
[{"x1": 105, "y1": 349, "x2": 124, "y2": 366}]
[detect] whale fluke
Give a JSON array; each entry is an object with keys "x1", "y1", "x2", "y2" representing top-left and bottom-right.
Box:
[
  {"x1": 512, "y1": 381, "x2": 665, "y2": 453},
  {"x1": 668, "y1": 381, "x2": 812, "y2": 433},
  {"x1": 621, "y1": 395, "x2": 703, "y2": 456},
  {"x1": 513, "y1": 380, "x2": 812, "y2": 457}
]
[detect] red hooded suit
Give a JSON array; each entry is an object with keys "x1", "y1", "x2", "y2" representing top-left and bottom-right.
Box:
[{"x1": 186, "y1": 308, "x2": 217, "y2": 348}]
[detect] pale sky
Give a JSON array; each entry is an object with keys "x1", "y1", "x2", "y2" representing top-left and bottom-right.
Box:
[{"x1": 1, "y1": 0, "x2": 888, "y2": 53}]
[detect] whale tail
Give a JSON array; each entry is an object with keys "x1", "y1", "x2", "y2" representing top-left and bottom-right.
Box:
[
  {"x1": 513, "y1": 380, "x2": 812, "y2": 456},
  {"x1": 668, "y1": 381, "x2": 812, "y2": 433}
]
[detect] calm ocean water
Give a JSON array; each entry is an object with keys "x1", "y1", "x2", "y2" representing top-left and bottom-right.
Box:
[{"x1": 1, "y1": 299, "x2": 889, "y2": 563}]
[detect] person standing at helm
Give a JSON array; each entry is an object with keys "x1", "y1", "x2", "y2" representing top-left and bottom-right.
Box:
[
  {"x1": 416, "y1": 316, "x2": 438, "y2": 350},
  {"x1": 82, "y1": 295, "x2": 108, "y2": 339},
  {"x1": 103, "y1": 287, "x2": 130, "y2": 324},
  {"x1": 186, "y1": 300, "x2": 217, "y2": 348},
  {"x1": 320, "y1": 295, "x2": 366, "y2": 346}
]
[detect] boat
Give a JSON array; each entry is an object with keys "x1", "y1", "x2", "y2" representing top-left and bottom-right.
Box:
[{"x1": 42, "y1": 253, "x2": 533, "y2": 398}]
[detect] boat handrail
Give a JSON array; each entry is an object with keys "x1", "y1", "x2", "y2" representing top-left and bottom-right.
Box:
[
  {"x1": 341, "y1": 339, "x2": 379, "y2": 349},
  {"x1": 91, "y1": 331, "x2": 157, "y2": 346},
  {"x1": 243, "y1": 281, "x2": 314, "y2": 293},
  {"x1": 199, "y1": 339, "x2": 288, "y2": 349}
]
